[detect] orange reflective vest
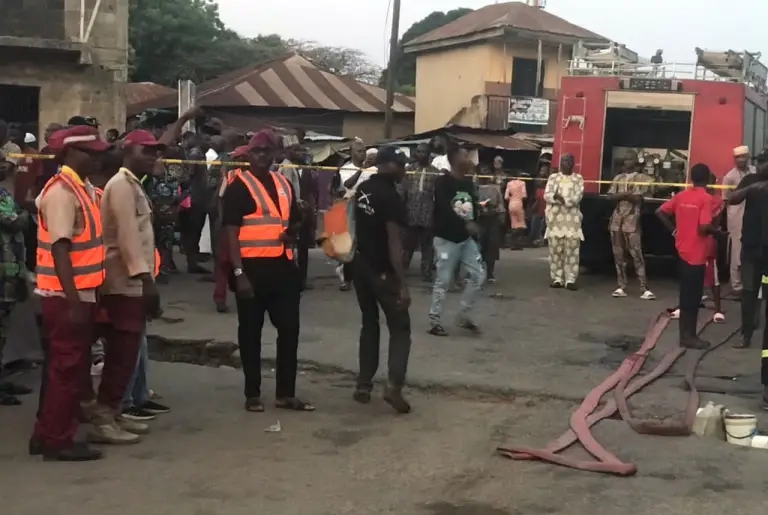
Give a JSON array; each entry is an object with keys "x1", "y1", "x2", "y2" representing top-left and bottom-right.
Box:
[
  {"x1": 36, "y1": 174, "x2": 106, "y2": 291},
  {"x1": 230, "y1": 169, "x2": 293, "y2": 259}
]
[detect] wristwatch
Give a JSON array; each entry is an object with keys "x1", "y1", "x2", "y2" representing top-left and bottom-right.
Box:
[{"x1": 233, "y1": 267, "x2": 244, "y2": 277}]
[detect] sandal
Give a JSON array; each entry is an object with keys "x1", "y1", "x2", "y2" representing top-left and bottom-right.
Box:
[
  {"x1": 275, "y1": 398, "x2": 315, "y2": 412},
  {"x1": 245, "y1": 397, "x2": 265, "y2": 412},
  {"x1": 713, "y1": 312, "x2": 725, "y2": 324},
  {"x1": 0, "y1": 393, "x2": 21, "y2": 406}
]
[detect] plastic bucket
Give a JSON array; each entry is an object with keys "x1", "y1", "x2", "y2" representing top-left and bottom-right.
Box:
[{"x1": 724, "y1": 413, "x2": 757, "y2": 446}]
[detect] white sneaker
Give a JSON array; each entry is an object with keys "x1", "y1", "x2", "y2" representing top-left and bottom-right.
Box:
[
  {"x1": 116, "y1": 415, "x2": 150, "y2": 435},
  {"x1": 669, "y1": 308, "x2": 680, "y2": 319},
  {"x1": 87, "y1": 422, "x2": 141, "y2": 445},
  {"x1": 612, "y1": 288, "x2": 627, "y2": 298},
  {"x1": 640, "y1": 290, "x2": 656, "y2": 300}
]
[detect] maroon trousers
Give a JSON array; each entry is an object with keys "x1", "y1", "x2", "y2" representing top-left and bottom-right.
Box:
[
  {"x1": 33, "y1": 297, "x2": 98, "y2": 450},
  {"x1": 213, "y1": 233, "x2": 231, "y2": 306},
  {"x1": 98, "y1": 295, "x2": 147, "y2": 411}
]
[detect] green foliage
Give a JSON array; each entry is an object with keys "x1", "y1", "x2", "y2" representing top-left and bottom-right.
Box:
[
  {"x1": 129, "y1": 0, "x2": 380, "y2": 86},
  {"x1": 380, "y1": 8, "x2": 474, "y2": 94}
]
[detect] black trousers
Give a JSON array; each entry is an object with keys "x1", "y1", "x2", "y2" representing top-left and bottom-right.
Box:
[
  {"x1": 740, "y1": 250, "x2": 766, "y2": 341},
  {"x1": 403, "y1": 226, "x2": 434, "y2": 279},
  {"x1": 298, "y1": 236, "x2": 310, "y2": 287},
  {"x1": 180, "y1": 204, "x2": 208, "y2": 265},
  {"x1": 351, "y1": 258, "x2": 411, "y2": 391},
  {"x1": 679, "y1": 260, "x2": 705, "y2": 313},
  {"x1": 235, "y1": 280, "x2": 301, "y2": 399}
]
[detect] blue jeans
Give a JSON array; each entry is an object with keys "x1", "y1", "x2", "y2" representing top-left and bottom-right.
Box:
[
  {"x1": 121, "y1": 328, "x2": 149, "y2": 411},
  {"x1": 530, "y1": 215, "x2": 546, "y2": 241},
  {"x1": 429, "y1": 236, "x2": 486, "y2": 325}
]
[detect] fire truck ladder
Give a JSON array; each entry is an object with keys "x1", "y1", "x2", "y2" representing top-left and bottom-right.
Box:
[{"x1": 559, "y1": 95, "x2": 586, "y2": 175}]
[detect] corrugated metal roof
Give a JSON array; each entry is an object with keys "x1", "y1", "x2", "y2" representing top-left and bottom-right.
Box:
[
  {"x1": 454, "y1": 132, "x2": 540, "y2": 151},
  {"x1": 405, "y1": 2, "x2": 607, "y2": 49},
  {"x1": 127, "y1": 54, "x2": 415, "y2": 116},
  {"x1": 126, "y1": 82, "x2": 175, "y2": 106}
]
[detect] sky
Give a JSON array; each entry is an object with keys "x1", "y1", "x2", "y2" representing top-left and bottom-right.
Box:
[{"x1": 218, "y1": 0, "x2": 768, "y2": 68}]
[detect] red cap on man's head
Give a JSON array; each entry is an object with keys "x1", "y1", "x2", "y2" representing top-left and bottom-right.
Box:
[
  {"x1": 122, "y1": 129, "x2": 165, "y2": 149},
  {"x1": 48, "y1": 125, "x2": 110, "y2": 153},
  {"x1": 247, "y1": 130, "x2": 278, "y2": 150},
  {"x1": 230, "y1": 145, "x2": 250, "y2": 159}
]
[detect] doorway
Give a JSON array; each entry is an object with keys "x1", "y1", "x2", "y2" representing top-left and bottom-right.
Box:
[{"x1": 0, "y1": 84, "x2": 40, "y2": 136}]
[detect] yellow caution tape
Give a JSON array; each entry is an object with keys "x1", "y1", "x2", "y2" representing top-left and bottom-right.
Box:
[{"x1": 4, "y1": 152, "x2": 736, "y2": 189}]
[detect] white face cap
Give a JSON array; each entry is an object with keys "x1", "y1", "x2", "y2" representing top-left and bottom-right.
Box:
[{"x1": 24, "y1": 133, "x2": 36, "y2": 144}]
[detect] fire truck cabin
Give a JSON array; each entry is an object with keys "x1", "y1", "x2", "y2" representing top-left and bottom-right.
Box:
[{"x1": 553, "y1": 45, "x2": 768, "y2": 270}]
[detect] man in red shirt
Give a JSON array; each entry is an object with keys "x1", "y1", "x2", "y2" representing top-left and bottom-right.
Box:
[{"x1": 657, "y1": 164, "x2": 720, "y2": 349}]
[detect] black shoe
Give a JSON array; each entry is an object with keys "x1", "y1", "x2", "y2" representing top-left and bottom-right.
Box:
[
  {"x1": 215, "y1": 303, "x2": 228, "y2": 313},
  {"x1": 383, "y1": 387, "x2": 411, "y2": 414},
  {"x1": 353, "y1": 389, "x2": 371, "y2": 404},
  {"x1": 187, "y1": 264, "x2": 211, "y2": 274},
  {"x1": 29, "y1": 438, "x2": 43, "y2": 456},
  {"x1": 0, "y1": 393, "x2": 21, "y2": 406},
  {"x1": 122, "y1": 407, "x2": 157, "y2": 421},
  {"x1": 140, "y1": 400, "x2": 170, "y2": 414},
  {"x1": 339, "y1": 282, "x2": 351, "y2": 292},
  {"x1": 550, "y1": 281, "x2": 564, "y2": 289},
  {"x1": 43, "y1": 442, "x2": 103, "y2": 462},
  {"x1": 566, "y1": 282, "x2": 578, "y2": 291},
  {"x1": 679, "y1": 310, "x2": 710, "y2": 350},
  {"x1": 428, "y1": 324, "x2": 449, "y2": 337},
  {"x1": 155, "y1": 273, "x2": 170, "y2": 285},
  {"x1": 0, "y1": 381, "x2": 33, "y2": 396},
  {"x1": 733, "y1": 335, "x2": 752, "y2": 349}
]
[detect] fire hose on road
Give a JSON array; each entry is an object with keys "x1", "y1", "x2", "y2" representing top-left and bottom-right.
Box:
[{"x1": 497, "y1": 302, "x2": 741, "y2": 477}]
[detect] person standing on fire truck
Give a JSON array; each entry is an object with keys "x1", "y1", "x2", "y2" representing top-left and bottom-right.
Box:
[
  {"x1": 607, "y1": 152, "x2": 656, "y2": 300},
  {"x1": 722, "y1": 145, "x2": 756, "y2": 296}
]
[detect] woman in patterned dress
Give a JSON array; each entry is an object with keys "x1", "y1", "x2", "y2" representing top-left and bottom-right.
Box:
[{"x1": 544, "y1": 154, "x2": 584, "y2": 290}]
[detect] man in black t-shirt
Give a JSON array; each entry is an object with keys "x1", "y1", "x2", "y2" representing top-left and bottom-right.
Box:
[
  {"x1": 729, "y1": 152, "x2": 768, "y2": 350},
  {"x1": 428, "y1": 146, "x2": 486, "y2": 337},
  {"x1": 351, "y1": 146, "x2": 412, "y2": 414},
  {"x1": 222, "y1": 130, "x2": 313, "y2": 413}
]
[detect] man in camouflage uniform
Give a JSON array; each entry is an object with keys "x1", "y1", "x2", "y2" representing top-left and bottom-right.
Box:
[{"x1": 607, "y1": 153, "x2": 656, "y2": 300}]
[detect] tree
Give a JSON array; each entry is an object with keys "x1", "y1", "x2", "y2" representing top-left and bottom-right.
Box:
[
  {"x1": 129, "y1": 0, "x2": 266, "y2": 85},
  {"x1": 380, "y1": 8, "x2": 474, "y2": 93},
  {"x1": 129, "y1": 0, "x2": 381, "y2": 87},
  {"x1": 288, "y1": 41, "x2": 382, "y2": 85}
]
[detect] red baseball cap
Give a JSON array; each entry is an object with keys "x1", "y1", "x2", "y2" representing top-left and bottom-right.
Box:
[
  {"x1": 246, "y1": 130, "x2": 278, "y2": 150},
  {"x1": 230, "y1": 145, "x2": 250, "y2": 159},
  {"x1": 48, "y1": 125, "x2": 110, "y2": 153},
  {"x1": 122, "y1": 129, "x2": 165, "y2": 149}
]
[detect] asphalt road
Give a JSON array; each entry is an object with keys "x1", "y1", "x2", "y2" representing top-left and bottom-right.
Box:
[{"x1": 1, "y1": 248, "x2": 767, "y2": 515}]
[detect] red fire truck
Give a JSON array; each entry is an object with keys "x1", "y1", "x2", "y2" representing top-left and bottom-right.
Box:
[{"x1": 553, "y1": 46, "x2": 768, "y2": 270}]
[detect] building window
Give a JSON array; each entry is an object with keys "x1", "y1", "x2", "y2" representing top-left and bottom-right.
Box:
[{"x1": 511, "y1": 57, "x2": 545, "y2": 98}]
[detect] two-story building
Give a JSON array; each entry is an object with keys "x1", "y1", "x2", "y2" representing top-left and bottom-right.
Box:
[
  {"x1": 403, "y1": 1, "x2": 608, "y2": 134},
  {"x1": 0, "y1": 0, "x2": 129, "y2": 138}
]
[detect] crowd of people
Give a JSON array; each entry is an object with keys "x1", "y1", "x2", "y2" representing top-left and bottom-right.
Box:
[{"x1": 4, "y1": 104, "x2": 768, "y2": 463}]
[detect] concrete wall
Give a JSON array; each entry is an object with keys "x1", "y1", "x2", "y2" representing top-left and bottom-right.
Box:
[
  {"x1": 0, "y1": 0, "x2": 129, "y2": 138},
  {"x1": 342, "y1": 112, "x2": 414, "y2": 143},
  {"x1": 413, "y1": 39, "x2": 570, "y2": 132}
]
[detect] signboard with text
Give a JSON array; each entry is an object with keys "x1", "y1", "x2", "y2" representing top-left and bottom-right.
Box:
[{"x1": 508, "y1": 97, "x2": 550, "y2": 126}]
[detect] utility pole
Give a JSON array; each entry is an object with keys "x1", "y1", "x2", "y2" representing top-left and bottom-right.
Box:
[{"x1": 384, "y1": 0, "x2": 401, "y2": 139}]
